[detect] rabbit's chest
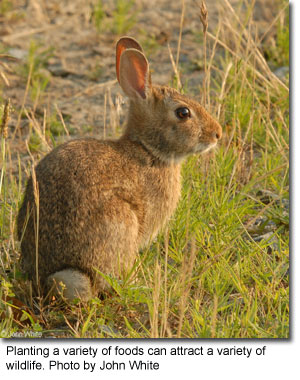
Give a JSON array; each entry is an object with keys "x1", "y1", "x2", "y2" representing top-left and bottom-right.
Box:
[{"x1": 140, "y1": 166, "x2": 181, "y2": 245}]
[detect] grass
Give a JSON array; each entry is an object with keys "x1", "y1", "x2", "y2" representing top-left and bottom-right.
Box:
[
  {"x1": 17, "y1": 40, "x2": 54, "y2": 105},
  {"x1": 0, "y1": 0, "x2": 289, "y2": 338},
  {"x1": 263, "y1": 2, "x2": 289, "y2": 68},
  {"x1": 92, "y1": 0, "x2": 138, "y2": 36},
  {"x1": 0, "y1": 0, "x2": 13, "y2": 16}
]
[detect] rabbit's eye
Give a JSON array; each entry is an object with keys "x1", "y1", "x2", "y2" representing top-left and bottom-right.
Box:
[{"x1": 175, "y1": 107, "x2": 191, "y2": 119}]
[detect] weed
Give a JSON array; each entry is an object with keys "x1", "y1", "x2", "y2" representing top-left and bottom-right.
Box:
[
  {"x1": 0, "y1": 0, "x2": 12, "y2": 16},
  {"x1": 263, "y1": 2, "x2": 289, "y2": 68},
  {"x1": 138, "y1": 32, "x2": 161, "y2": 56},
  {"x1": 18, "y1": 40, "x2": 54, "y2": 103},
  {"x1": 112, "y1": 0, "x2": 137, "y2": 35},
  {"x1": 92, "y1": 0, "x2": 105, "y2": 33},
  {"x1": 26, "y1": 110, "x2": 69, "y2": 154},
  {"x1": 92, "y1": 0, "x2": 137, "y2": 36}
]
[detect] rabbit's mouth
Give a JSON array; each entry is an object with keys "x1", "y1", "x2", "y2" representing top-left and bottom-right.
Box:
[{"x1": 194, "y1": 141, "x2": 217, "y2": 154}]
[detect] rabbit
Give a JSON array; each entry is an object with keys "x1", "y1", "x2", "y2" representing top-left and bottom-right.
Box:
[{"x1": 17, "y1": 36, "x2": 222, "y2": 302}]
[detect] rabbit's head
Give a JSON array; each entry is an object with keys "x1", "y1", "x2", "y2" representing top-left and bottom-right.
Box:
[{"x1": 116, "y1": 37, "x2": 222, "y2": 163}]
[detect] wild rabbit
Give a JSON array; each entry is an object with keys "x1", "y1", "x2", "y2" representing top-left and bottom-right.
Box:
[{"x1": 17, "y1": 37, "x2": 222, "y2": 301}]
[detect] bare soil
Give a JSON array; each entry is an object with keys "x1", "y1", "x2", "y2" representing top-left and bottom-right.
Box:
[{"x1": 1, "y1": 0, "x2": 279, "y2": 168}]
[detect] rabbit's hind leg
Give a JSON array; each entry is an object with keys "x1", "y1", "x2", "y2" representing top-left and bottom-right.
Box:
[{"x1": 47, "y1": 268, "x2": 92, "y2": 302}]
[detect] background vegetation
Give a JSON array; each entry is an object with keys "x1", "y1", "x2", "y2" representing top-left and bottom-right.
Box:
[{"x1": 0, "y1": 0, "x2": 289, "y2": 338}]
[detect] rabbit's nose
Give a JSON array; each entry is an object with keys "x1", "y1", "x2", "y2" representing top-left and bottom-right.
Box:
[
  {"x1": 215, "y1": 131, "x2": 221, "y2": 140},
  {"x1": 212, "y1": 122, "x2": 222, "y2": 141}
]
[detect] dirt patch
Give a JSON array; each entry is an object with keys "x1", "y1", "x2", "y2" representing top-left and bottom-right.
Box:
[{"x1": 1, "y1": 0, "x2": 281, "y2": 167}]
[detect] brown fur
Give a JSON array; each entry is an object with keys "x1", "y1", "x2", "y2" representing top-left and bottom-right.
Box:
[{"x1": 17, "y1": 37, "x2": 222, "y2": 300}]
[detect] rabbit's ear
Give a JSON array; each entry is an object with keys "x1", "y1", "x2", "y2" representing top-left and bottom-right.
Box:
[
  {"x1": 118, "y1": 48, "x2": 150, "y2": 100},
  {"x1": 116, "y1": 37, "x2": 143, "y2": 83}
]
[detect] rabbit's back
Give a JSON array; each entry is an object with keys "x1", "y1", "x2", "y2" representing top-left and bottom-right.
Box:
[{"x1": 18, "y1": 137, "x2": 181, "y2": 289}]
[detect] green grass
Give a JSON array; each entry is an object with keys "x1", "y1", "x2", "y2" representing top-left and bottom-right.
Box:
[
  {"x1": 0, "y1": 0, "x2": 12, "y2": 16},
  {"x1": 0, "y1": 0, "x2": 289, "y2": 338},
  {"x1": 17, "y1": 40, "x2": 53, "y2": 104},
  {"x1": 263, "y1": 2, "x2": 289, "y2": 68},
  {"x1": 92, "y1": 0, "x2": 137, "y2": 36}
]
